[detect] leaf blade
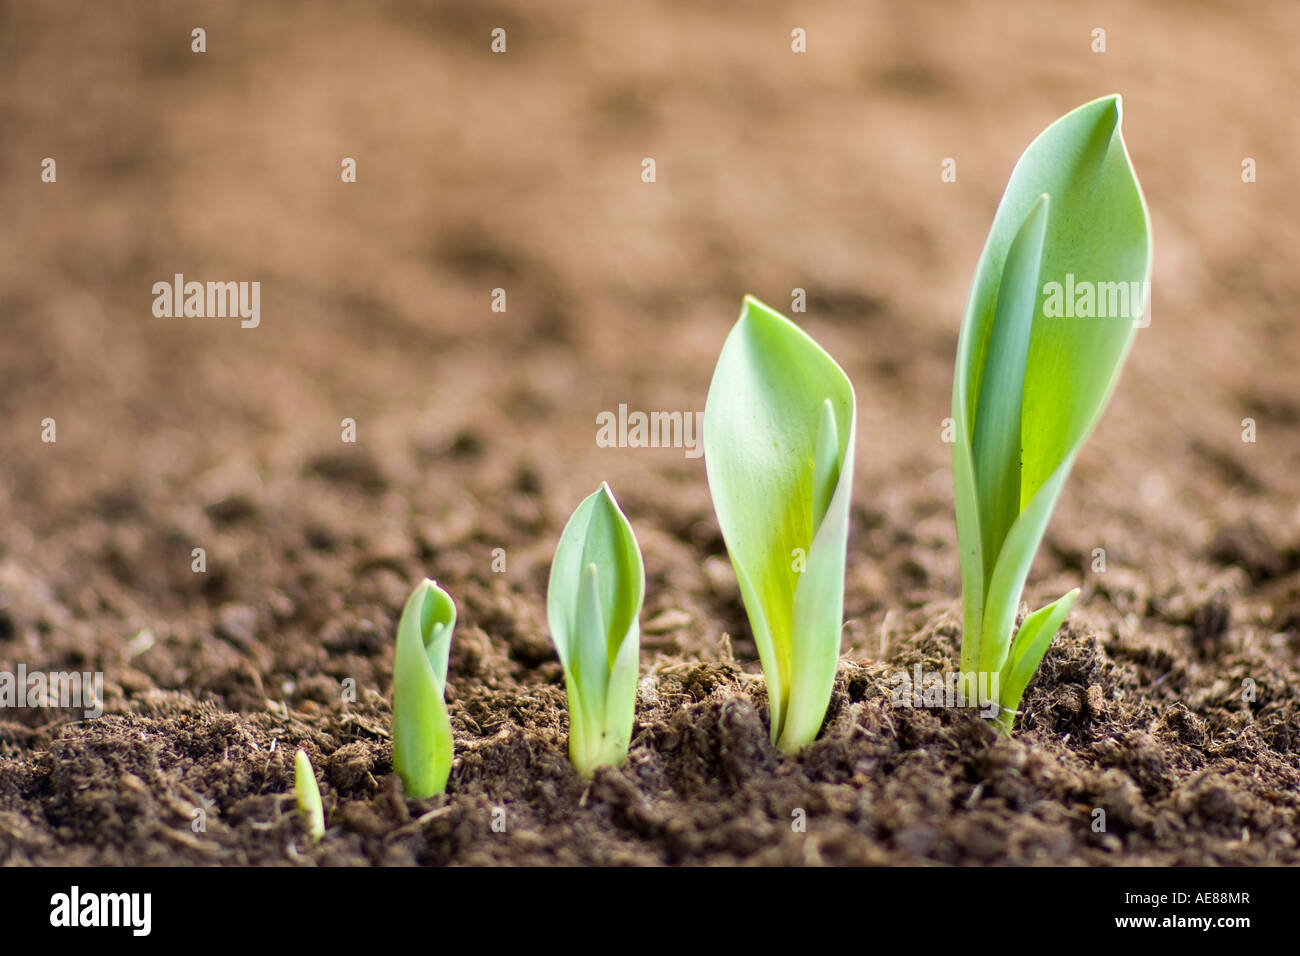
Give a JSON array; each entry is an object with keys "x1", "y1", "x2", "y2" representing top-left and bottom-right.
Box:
[
  {"x1": 392, "y1": 579, "x2": 456, "y2": 798},
  {"x1": 997, "y1": 588, "x2": 1079, "y2": 728},
  {"x1": 971, "y1": 193, "x2": 1049, "y2": 585},
  {"x1": 547, "y1": 483, "x2": 644, "y2": 775},
  {"x1": 955, "y1": 95, "x2": 1152, "y2": 696},
  {"x1": 704, "y1": 296, "x2": 855, "y2": 749}
]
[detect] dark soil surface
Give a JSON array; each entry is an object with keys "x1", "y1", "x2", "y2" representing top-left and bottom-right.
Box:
[{"x1": 1, "y1": 0, "x2": 1299, "y2": 865}]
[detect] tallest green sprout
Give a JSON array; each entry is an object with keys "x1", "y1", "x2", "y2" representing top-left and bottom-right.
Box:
[{"x1": 953, "y1": 95, "x2": 1153, "y2": 730}]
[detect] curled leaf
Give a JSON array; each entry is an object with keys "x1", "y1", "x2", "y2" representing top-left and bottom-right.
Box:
[
  {"x1": 392, "y1": 579, "x2": 456, "y2": 797},
  {"x1": 547, "y1": 483, "x2": 644, "y2": 776}
]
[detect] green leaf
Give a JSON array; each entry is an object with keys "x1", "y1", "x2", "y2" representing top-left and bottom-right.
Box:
[
  {"x1": 572, "y1": 562, "x2": 609, "y2": 745},
  {"x1": 704, "y1": 295, "x2": 855, "y2": 752},
  {"x1": 996, "y1": 588, "x2": 1079, "y2": 731},
  {"x1": 392, "y1": 579, "x2": 456, "y2": 798},
  {"x1": 547, "y1": 483, "x2": 644, "y2": 776},
  {"x1": 811, "y1": 398, "x2": 840, "y2": 530},
  {"x1": 953, "y1": 95, "x2": 1152, "y2": 728},
  {"x1": 971, "y1": 193, "x2": 1050, "y2": 587}
]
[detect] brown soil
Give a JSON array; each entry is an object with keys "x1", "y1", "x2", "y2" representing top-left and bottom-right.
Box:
[{"x1": 1, "y1": 0, "x2": 1299, "y2": 865}]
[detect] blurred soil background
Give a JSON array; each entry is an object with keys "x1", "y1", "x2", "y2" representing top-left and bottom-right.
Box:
[{"x1": 0, "y1": 0, "x2": 1298, "y2": 863}]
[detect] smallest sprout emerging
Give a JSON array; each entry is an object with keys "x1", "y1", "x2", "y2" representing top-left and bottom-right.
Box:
[
  {"x1": 294, "y1": 749, "x2": 325, "y2": 843},
  {"x1": 392, "y1": 580, "x2": 456, "y2": 798},
  {"x1": 547, "y1": 483, "x2": 644, "y2": 777}
]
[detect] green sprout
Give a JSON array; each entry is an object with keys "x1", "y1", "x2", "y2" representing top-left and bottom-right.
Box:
[
  {"x1": 704, "y1": 296, "x2": 856, "y2": 753},
  {"x1": 547, "y1": 482, "x2": 644, "y2": 777},
  {"x1": 391, "y1": 579, "x2": 456, "y2": 797},
  {"x1": 952, "y1": 95, "x2": 1153, "y2": 730},
  {"x1": 294, "y1": 748, "x2": 325, "y2": 843}
]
